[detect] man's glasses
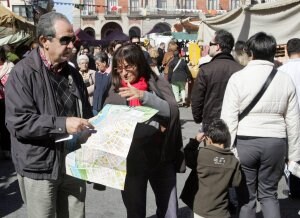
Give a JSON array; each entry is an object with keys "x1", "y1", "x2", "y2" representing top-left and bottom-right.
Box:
[
  {"x1": 115, "y1": 65, "x2": 136, "y2": 73},
  {"x1": 47, "y1": 35, "x2": 76, "y2": 45},
  {"x1": 209, "y1": 41, "x2": 218, "y2": 46}
]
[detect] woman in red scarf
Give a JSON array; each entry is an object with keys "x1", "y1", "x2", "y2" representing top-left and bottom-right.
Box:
[{"x1": 104, "y1": 43, "x2": 184, "y2": 218}]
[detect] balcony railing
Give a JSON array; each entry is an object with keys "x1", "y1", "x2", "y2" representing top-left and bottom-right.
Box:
[
  {"x1": 81, "y1": 10, "x2": 96, "y2": 16},
  {"x1": 130, "y1": 7, "x2": 201, "y2": 17},
  {"x1": 81, "y1": 10, "x2": 97, "y2": 19},
  {"x1": 106, "y1": 10, "x2": 120, "y2": 15}
]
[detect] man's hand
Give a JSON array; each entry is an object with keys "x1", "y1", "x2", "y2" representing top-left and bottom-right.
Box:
[
  {"x1": 66, "y1": 117, "x2": 94, "y2": 134},
  {"x1": 78, "y1": 128, "x2": 94, "y2": 144}
]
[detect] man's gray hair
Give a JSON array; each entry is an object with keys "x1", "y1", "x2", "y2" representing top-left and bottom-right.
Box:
[{"x1": 37, "y1": 12, "x2": 70, "y2": 39}]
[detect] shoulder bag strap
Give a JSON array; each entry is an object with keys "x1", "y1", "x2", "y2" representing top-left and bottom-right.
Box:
[
  {"x1": 238, "y1": 67, "x2": 277, "y2": 121},
  {"x1": 173, "y1": 59, "x2": 182, "y2": 73}
]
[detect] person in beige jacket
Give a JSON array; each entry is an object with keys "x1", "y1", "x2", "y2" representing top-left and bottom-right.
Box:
[
  {"x1": 221, "y1": 32, "x2": 300, "y2": 218},
  {"x1": 77, "y1": 54, "x2": 95, "y2": 106}
]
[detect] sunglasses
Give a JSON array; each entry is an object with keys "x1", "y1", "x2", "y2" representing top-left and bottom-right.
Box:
[
  {"x1": 47, "y1": 35, "x2": 76, "y2": 45},
  {"x1": 209, "y1": 41, "x2": 218, "y2": 46}
]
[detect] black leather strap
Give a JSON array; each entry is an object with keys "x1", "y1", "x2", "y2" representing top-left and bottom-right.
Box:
[{"x1": 238, "y1": 68, "x2": 277, "y2": 121}]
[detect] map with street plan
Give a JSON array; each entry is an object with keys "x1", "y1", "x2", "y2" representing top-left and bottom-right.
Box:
[{"x1": 65, "y1": 104, "x2": 158, "y2": 190}]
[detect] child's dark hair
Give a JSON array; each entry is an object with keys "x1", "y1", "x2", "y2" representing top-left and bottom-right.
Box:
[{"x1": 205, "y1": 119, "x2": 230, "y2": 147}]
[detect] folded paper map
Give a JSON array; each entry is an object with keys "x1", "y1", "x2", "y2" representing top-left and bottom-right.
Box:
[{"x1": 65, "y1": 104, "x2": 158, "y2": 190}]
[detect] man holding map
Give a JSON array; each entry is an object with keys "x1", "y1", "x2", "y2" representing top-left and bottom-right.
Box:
[{"x1": 5, "y1": 12, "x2": 94, "y2": 218}]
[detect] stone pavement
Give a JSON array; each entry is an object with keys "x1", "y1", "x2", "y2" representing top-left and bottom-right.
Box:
[{"x1": 1, "y1": 107, "x2": 300, "y2": 217}]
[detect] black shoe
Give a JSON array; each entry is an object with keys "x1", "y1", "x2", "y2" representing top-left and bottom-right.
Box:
[{"x1": 93, "y1": 183, "x2": 106, "y2": 191}]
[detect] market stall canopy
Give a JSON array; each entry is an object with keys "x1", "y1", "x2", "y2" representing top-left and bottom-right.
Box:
[
  {"x1": 0, "y1": 5, "x2": 35, "y2": 37},
  {"x1": 74, "y1": 28, "x2": 106, "y2": 46},
  {"x1": 145, "y1": 26, "x2": 166, "y2": 35},
  {"x1": 173, "y1": 17, "x2": 200, "y2": 33},
  {"x1": 198, "y1": 0, "x2": 300, "y2": 45},
  {"x1": 0, "y1": 31, "x2": 31, "y2": 46},
  {"x1": 172, "y1": 32, "x2": 198, "y2": 41},
  {"x1": 102, "y1": 30, "x2": 129, "y2": 42}
]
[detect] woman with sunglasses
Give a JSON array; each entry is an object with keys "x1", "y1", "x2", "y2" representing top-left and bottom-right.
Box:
[{"x1": 104, "y1": 43, "x2": 183, "y2": 218}]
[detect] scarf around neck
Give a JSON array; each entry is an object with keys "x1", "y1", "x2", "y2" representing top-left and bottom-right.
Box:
[{"x1": 121, "y1": 77, "x2": 148, "y2": 106}]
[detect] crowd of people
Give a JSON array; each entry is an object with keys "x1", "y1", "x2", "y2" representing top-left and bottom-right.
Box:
[{"x1": 1, "y1": 10, "x2": 300, "y2": 218}]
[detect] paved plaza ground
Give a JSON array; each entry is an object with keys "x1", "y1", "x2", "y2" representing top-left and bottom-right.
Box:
[{"x1": 1, "y1": 107, "x2": 300, "y2": 217}]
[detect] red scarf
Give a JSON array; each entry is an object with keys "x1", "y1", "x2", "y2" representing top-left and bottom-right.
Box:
[{"x1": 121, "y1": 77, "x2": 148, "y2": 106}]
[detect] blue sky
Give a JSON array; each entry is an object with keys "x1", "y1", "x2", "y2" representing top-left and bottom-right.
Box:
[{"x1": 53, "y1": 0, "x2": 73, "y2": 23}]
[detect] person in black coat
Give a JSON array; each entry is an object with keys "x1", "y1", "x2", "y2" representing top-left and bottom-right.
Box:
[
  {"x1": 157, "y1": 42, "x2": 165, "y2": 72},
  {"x1": 168, "y1": 51, "x2": 192, "y2": 106},
  {"x1": 191, "y1": 29, "x2": 243, "y2": 132}
]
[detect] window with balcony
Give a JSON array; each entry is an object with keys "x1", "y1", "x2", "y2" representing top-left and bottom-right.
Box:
[
  {"x1": 230, "y1": 0, "x2": 240, "y2": 9},
  {"x1": 207, "y1": 0, "x2": 219, "y2": 10},
  {"x1": 157, "y1": 0, "x2": 167, "y2": 14},
  {"x1": 130, "y1": 0, "x2": 140, "y2": 14},
  {"x1": 185, "y1": 0, "x2": 196, "y2": 9},
  {"x1": 12, "y1": 5, "x2": 33, "y2": 22},
  {"x1": 157, "y1": 0, "x2": 167, "y2": 10},
  {"x1": 82, "y1": 0, "x2": 95, "y2": 16},
  {"x1": 107, "y1": 0, "x2": 118, "y2": 15}
]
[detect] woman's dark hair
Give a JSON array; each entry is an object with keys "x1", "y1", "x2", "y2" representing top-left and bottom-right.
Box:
[
  {"x1": 108, "y1": 40, "x2": 123, "y2": 55},
  {"x1": 111, "y1": 43, "x2": 156, "y2": 90},
  {"x1": 0, "y1": 46, "x2": 7, "y2": 63},
  {"x1": 173, "y1": 51, "x2": 180, "y2": 58},
  {"x1": 94, "y1": 51, "x2": 108, "y2": 65},
  {"x1": 205, "y1": 119, "x2": 230, "y2": 147},
  {"x1": 234, "y1": 40, "x2": 246, "y2": 56},
  {"x1": 245, "y1": 32, "x2": 277, "y2": 62}
]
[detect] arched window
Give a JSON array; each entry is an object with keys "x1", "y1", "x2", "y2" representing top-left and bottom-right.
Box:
[{"x1": 84, "y1": 27, "x2": 95, "y2": 39}]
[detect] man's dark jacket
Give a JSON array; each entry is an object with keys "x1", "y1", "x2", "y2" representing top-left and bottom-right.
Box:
[
  {"x1": 5, "y1": 48, "x2": 92, "y2": 180},
  {"x1": 157, "y1": 47, "x2": 164, "y2": 67},
  {"x1": 191, "y1": 52, "x2": 243, "y2": 129}
]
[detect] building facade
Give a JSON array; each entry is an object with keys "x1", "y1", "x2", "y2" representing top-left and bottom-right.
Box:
[
  {"x1": 1, "y1": 0, "x2": 48, "y2": 23},
  {"x1": 73, "y1": 0, "x2": 248, "y2": 39},
  {"x1": 1, "y1": 0, "x2": 279, "y2": 40}
]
